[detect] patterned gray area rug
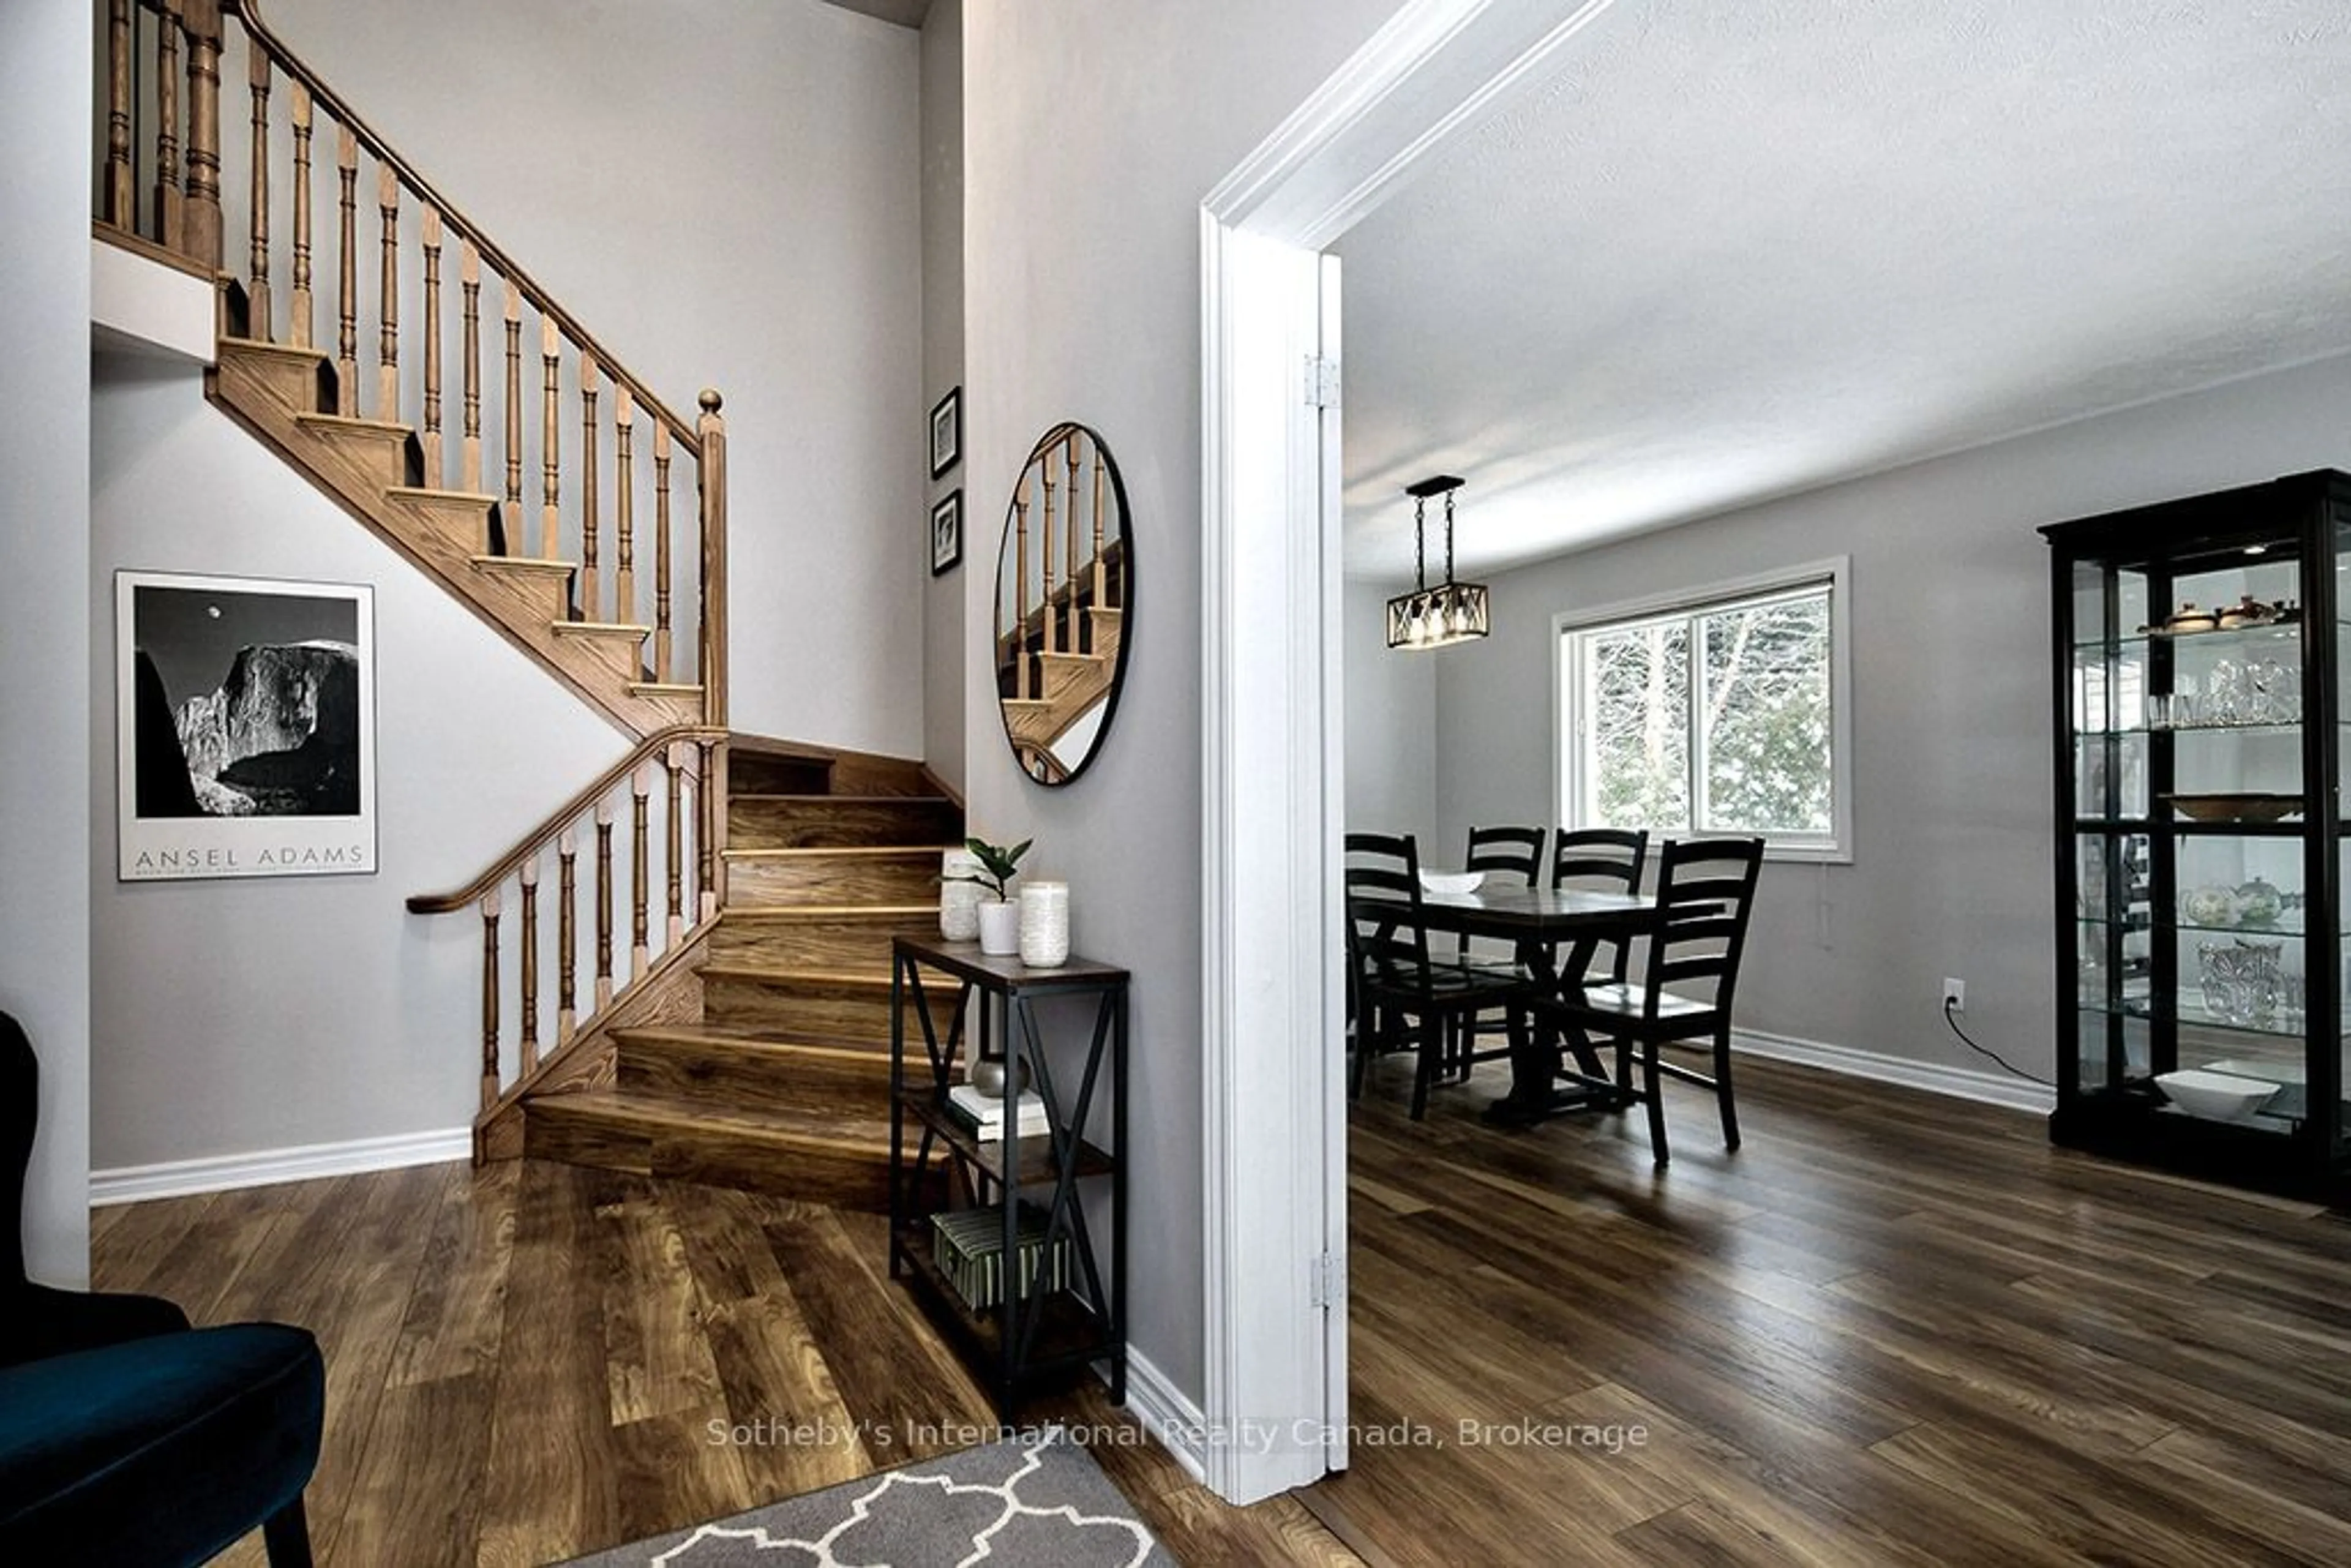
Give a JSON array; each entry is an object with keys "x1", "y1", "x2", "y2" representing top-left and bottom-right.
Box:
[{"x1": 566, "y1": 1426, "x2": 1177, "y2": 1567}]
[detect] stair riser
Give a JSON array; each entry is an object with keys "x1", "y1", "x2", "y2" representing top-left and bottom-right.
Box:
[
  {"x1": 523, "y1": 1100, "x2": 894, "y2": 1210},
  {"x1": 549, "y1": 628, "x2": 650, "y2": 686},
  {"x1": 728, "y1": 797, "x2": 962, "y2": 849},
  {"x1": 712, "y1": 917, "x2": 936, "y2": 970},
  {"x1": 727, "y1": 854, "x2": 943, "y2": 906},
  {"x1": 616, "y1": 1040, "x2": 890, "y2": 1116},
  {"x1": 302, "y1": 421, "x2": 424, "y2": 490},
  {"x1": 700, "y1": 978, "x2": 896, "y2": 1046},
  {"x1": 219, "y1": 342, "x2": 336, "y2": 419}
]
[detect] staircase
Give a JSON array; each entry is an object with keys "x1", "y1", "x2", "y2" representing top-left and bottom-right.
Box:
[
  {"x1": 517, "y1": 744, "x2": 959, "y2": 1208},
  {"x1": 209, "y1": 328, "x2": 711, "y2": 737},
  {"x1": 97, "y1": 0, "x2": 957, "y2": 1209}
]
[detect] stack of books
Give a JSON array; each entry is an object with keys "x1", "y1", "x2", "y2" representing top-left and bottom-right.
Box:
[
  {"x1": 930, "y1": 1204, "x2": 1072, "y2": 1311},
  {"x1": 945, "y1": 1084, "x2": 1051, "y2": 1142}
]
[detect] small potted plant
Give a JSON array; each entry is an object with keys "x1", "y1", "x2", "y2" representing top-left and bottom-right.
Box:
[{"x1": 949, "y1": 835, "x2": 1031, "y2": 955}]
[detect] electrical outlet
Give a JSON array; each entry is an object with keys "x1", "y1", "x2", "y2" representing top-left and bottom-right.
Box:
[{"x1": 1943, "y1": 977, "x2": 1967, "y2": 1012}]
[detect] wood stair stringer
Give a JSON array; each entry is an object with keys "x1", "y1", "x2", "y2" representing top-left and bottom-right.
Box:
[{"x1": 207, "y1": 336, "x2": 694, "y2": 740}]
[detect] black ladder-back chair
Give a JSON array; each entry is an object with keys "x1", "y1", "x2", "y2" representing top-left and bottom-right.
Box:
[
  {"x1": 1344, "y1": 832, "x2": 1536, "y2": 1120},
  {"x1": 1457, "y1": 825, "x2": 1547, "y2": 969},
  {"x1": 1547, "y1": 836, "x2": 1763, "y2": 1165},
  {"x1": 1550, "y1": 827, "x2": 1651, "y2": 987}
]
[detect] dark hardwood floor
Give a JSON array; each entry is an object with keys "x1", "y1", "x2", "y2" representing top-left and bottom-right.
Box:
[
  {"x1": 90, "y1": 1159, "x2": 1355, "y2": 1567},
  {"x1": 1316, "y1": 1052, "x2": 2351, "y2": 1566}
]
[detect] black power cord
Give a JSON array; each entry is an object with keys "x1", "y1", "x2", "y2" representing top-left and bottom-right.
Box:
[{"x1": 1943, "y1": 997, "x2": 2050, "y2": 1086}]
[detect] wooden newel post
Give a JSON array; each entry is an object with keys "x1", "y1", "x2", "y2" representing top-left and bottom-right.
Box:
[
  {"x1": 181, "y1": 0, "x2": 226, "y2": 270},
  {"x1": 697, "y1": 390, "x2": 729, "y2": 727}
]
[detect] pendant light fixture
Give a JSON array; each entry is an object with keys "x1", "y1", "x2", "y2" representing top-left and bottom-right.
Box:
[{"x1": 1385, "y1": 474, "x2": 1489, "y2": 650}]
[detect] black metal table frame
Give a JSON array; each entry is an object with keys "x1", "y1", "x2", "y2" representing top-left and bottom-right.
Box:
[{"x1": 887, "y1": 937, "x2": 1129, "y2": 1411}]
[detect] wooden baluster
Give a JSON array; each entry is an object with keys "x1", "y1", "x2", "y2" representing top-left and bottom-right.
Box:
[
  {"x1": 1066, "y1": 435, "x2": 1082, "y2": 651},
  {"x1": 336, "y1": 126, "x2": 358, "y2": 415},
  {"x1": 245, "y1": 46, "x2": 271, "y2": 337},
  {"x1": 181, "y1": 0, "x2": 223, "y2": 269},
  {"x1": 594, "y1": 801, "x2": 615, "y2": 1008},
  {"x1": 460, "y1": 241, "x2": 482, "y2": 495},
  {"x1": 542, "y1": 320, "x2": 561, "y2": 576},
  {"x1": 579, "y1": 357, "x2": 600, "y2": 621},
  {"x1": 1043, "y1": 462, "x2": 1060, "y2": 655},
  {"x1": 631, "y1": 763, "x2": 651, "y2": 973},
  {"x1": 1014, "y1": 486, "x2": 1031, "y2": 700},
  {"x1": 517, "y1": 858, "x2": 539, "y2": 1077},
  {"x1": 653, "y1": 423, "x2": 673, "y2": 682},
  {"x1": 421, "y1": 211, "x2": 443, "y2": 485},
  {"x1": 377, "y1": 165, "x2": 400, "y2": 419},
  {"x1": 697, "y1": 392, "x2": 729, "y2": 724},
  {"x1": 695, "y1": 737, "x2": 719, "y2": 918},
  {"x1": 153, "y1": 0, "x2": 184, "y2": 250},
  {"x1": 665, "y1": 741, "x2": 685, "y2": 941},
  {"x1": 288, "y1": 83, "x2": 312, "y2": 348},
  {"x1": 1093, "y1": 442, "x2": 1109, "y2": 606},
  {"x1": 478, "y1": 888, "x2": 501, "y2": 1110},
  {"x1": 105, "y1": 0, "x2": 133, "y2": 227},
  {"x1": 557, "y1": 828, "x2": 578, "y2": 1042},
  {"x1": 614, "y1": 386, "x2": 636, "y2": 628},
  {"x1": 504, "y1": 281, "x2": 524, "y2": 549}
]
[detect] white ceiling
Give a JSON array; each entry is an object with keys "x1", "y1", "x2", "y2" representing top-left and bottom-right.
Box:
[
  {"x1": 1334, "y1": 1, "x2": 2351, "y2": 582},
  {"x1": 817, "y1": 0, "x2": 931, "y2": 29}
]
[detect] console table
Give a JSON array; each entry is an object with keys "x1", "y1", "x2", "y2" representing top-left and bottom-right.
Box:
[{"x1": 887, "y1": 935, "x2": 1128, "y2": 1414}]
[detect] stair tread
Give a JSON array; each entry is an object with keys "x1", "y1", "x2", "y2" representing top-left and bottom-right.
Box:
[
  {"x1": 470, "y1": 555, "x2": 576, "y2": 576},
  {"x1": 724, "y1": 844, "x2": 958, "y2": 861},
  {"x1": 532, "y1": 1085, "x2": 891, "y2": 1148},
  {"x1": 720, "y1": 904, "x2": 938, "y2": 921},
  {"x1": 549, "y1": 619, "x2": 653, "y2": 637},
  {"x1": 610, "y1": 1024, "x2": 894, "y2": 1063},
  {"x1": 629, "y1": 681, "x2": 706, "y2": 696},
  {"x1": 219, "y1": 336, "x2": 327, "y2": 363},
  {"x1": 294, "y1": 410, "x2": 413, "y2": 437},
  {"x1": 388, "y1": 485, "x2": 500, "y2": 505}
]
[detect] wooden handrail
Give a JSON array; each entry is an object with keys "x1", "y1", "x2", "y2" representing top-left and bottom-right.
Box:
[
  {"x1": 407, "y1": 724, "x2": 724, "y2": 913},
  {"x1": 218, "y1": 0, "x2": 702, "y2": 451}
]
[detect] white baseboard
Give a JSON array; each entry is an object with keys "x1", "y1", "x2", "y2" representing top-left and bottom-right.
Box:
[
  {"x1": 1734, "y1": 1028, "x2": 2055, "y2": 1115},
  {"x1": 1113, "y1": 1346, "x2": 1209, "y2": 1485},
  {"x1": 90, "y1": 1126, "x2": 472, "y2": 1206}
]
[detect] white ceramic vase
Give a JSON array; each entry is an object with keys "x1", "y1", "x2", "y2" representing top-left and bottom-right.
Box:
[
  {"x1": 976, "y1": 898, "x2": 1021, "y2": 955},
  {"x1": 940, "y1": 849, "x2": 983, "y2": 940},
  {"x1": 1019, "y1": 880, "x2": 1070, "y2": 967}
]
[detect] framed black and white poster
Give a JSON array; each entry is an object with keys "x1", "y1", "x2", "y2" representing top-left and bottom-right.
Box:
[
  {"x1": 931, "y1": 489, "x2": 964, "y2": 576},
  {"x1": 115, "y1": 570, "x2": 378, "y2": 881},
  {"x1": 929, "y1": 386, "x2": 962, "y2": 479}
]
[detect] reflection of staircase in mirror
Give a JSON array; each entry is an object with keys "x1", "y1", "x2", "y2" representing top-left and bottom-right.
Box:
[{"x1": 996, "y1": 422, "x2": 1129, "y2": 784}]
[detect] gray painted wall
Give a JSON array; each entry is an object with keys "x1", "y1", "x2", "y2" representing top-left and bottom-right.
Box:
[
  {"x1": 961, "y1": 0, "x2": 1406, "y2": 1406},
  {"x1": 1343, "y1": 579, "x2": 1437, "y2": 848},
  {"x1": 1432, "y1": 351, "x2": 2351, "y2": 1083},
  {"x1": 922, "y1": 0, "x2": 967, "y2": 790},
  {"x1": 89, "y1": 364, "x2": 626, "y2": 1169},
  {"x1": 262, "y1": 0, "x2": 926, "y2": 759},
  {"x1": 2, "y1": 0, "x2": 93, "y2": 1285}
]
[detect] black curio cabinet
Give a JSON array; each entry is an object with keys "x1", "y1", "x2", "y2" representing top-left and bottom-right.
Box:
[{"x1": 2043, "y1": 469, "x2": 2351, "y2": 1198}]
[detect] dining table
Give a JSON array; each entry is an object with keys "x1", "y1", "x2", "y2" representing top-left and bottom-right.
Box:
[{"x1": 1353, "y1": 882, "x2": 1667, "y2": 1123}]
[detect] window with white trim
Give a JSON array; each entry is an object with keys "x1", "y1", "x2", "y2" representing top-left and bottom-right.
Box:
[{"x1": 1558, "y1": 563, "x2": 1850, "y2": 860}]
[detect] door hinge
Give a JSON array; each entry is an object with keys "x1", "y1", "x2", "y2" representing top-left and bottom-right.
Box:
[
  {"x1": 1303, "y1": 354, "x2": 1341, "y2": 410},
  {"x1": 1308, "y1": 1251, "x2": 1346, "y2": 1308}
]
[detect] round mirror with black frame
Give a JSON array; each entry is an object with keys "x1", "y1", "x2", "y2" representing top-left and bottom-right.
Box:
[{"x1": 993, "y1": 422, "x2": 1133, "y2": 786}]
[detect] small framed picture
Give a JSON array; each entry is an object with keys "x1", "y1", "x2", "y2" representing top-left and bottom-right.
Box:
[
  {"x1": 931, "y1": 489, "x2": 964, "y2": 576},
  {"x1": 929, "y1": 386, "x2": 962, "y2": 479}
]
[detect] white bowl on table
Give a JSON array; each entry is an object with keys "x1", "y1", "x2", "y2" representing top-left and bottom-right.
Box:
[
  {"x1": 1417, "y1": 869, "x2": 1485, "y2": 896},
  {"x1": 2154, "y1": 1068, "x2": 2278, "y2": 1120}
]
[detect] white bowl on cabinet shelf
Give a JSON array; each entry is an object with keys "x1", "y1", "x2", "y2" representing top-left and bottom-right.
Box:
[{"x1": 2154, "y1": 1068, "x2": 2279, "y2": 1120}]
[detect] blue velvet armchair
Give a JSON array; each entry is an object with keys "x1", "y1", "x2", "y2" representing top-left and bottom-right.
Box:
[{"x1": 0, "y1": 1010, "x2": 326, "y2": 1564}]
